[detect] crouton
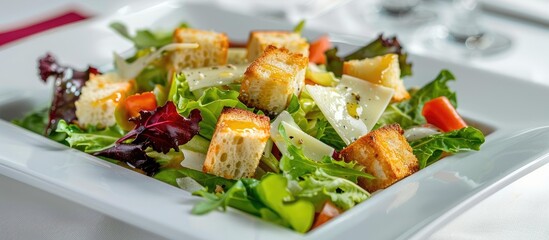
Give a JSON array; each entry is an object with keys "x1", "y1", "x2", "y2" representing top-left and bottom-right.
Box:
[
  {"x1": 203, "y1": 108, "x2": 270, "y2": 179},
  {"x1": 246, "y1": 31, "x2": 309, "y2": 62},
  {"x1": 340, "y1": 124, "x2": 418, "y2": 192},
  {"x1": 75, "y1": 73, "x2": 135, "y2": 128},
  {"x1": 239, "y1": 45, "x2": 308, "y2": 115},
  {"x1": 342, "y1": 54, "x2": 410, "y2": 102},
  {"x1": 170, "y1": 28, "x2": 229, "y2": 71}
]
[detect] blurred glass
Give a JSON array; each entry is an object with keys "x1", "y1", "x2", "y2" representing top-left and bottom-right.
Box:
[
  {"x1": 415, "y1": 0, "x2": 511, "y2": 56},
  {"x1": 362, "y1": 0, "x2": 437, "y2": 33}
]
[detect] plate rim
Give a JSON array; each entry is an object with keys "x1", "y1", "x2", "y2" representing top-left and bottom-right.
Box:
[{"x1": 2, "y1": 1, "x2": 549, "y2": 239}]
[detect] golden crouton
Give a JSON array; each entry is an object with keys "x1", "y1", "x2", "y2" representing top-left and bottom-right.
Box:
[
  {"x1": 246, "y1": 31, "x2": 309, "y2": 62},
  {"x1": 239, "y1": 45, "x2": 308, "y2": 115},
  {"x1": 170, "y1": 28, "x2": 229, "y2": 71},
  {"x1": 340, "y1": 124, "x2": 418, "y2": 192},
  {"x1": 203, "y1": 108, "x2": 270, "y2": 179},
  {"x1": 75, "y1": 73, "x2": 135, "y2": 128},
  {"x1": 342, "y1": 54, "x2": 410, "y2": 102}
]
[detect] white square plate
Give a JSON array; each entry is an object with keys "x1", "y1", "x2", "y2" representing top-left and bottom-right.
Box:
[
  {"x1": 1, "y1": 1, "x2": 549, "y2": 239},
  {"x1": 479, "y1": 0, "x2": 549, "y2": 25}
]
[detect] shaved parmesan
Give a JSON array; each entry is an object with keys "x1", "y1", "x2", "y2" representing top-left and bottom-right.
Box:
[
  {"x1": 180, "y1": 149, "x2": 206, "y2": 171},
  {"x1": 270, "y1": 111, "x2": 334, "y2": 161},
  {"x1": 185, "y1": 64, "x2": 248, "y2": 91},
  {"x1": 339, "y1": 74, "x2": 394, "y2": 130},
  {"x1": 115, "y1": 43, "x2": 199, "y2": 80},
  {"x1": 305, "y1": 85, "x2": 368, "y2": 145}
]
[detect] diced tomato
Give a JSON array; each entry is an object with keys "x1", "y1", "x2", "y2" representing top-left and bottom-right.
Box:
[
  {"x1": 422, "y1": 96, "x2": 467, "y2": 132},
  {"x1": 311, "y1": 201, "x2": 342, "y2": 230},
  {"x1": 125, "y1": 92, "x2": 158, "y2": 118},
  {"x1": 309, "y1": 35, "x2": 331, "y2": 64}
]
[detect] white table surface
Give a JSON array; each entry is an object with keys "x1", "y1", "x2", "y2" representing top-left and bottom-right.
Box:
[{"x1": 1, "y1": 0, "x2": 549, "y2": 239}]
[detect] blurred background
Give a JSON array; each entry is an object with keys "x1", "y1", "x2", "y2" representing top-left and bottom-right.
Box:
[{"x1": 1, "y1": 0, "x2": 549, "y2": 239}]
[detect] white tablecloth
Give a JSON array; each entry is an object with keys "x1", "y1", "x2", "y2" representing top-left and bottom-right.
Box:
[{"x1": 2, "y1": 0, "x2": 549, "y2": 239}]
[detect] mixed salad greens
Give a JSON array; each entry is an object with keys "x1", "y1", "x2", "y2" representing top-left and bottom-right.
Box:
[{"x1": 14, "y1": 21, "x2": 485, "y2": 233}]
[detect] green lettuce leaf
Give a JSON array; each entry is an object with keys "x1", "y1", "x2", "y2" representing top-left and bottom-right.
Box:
[
  {"x1": 55, "y1": 120, "x2": 125, "y2": 153},
  {"x1": 377, "y1": 70, "x2": 457, "y2": 129},
  {"x1": 191, "y1": 178, "x2": 286, "y2": 226},
  {"x1": 255, "y1": 174, "x2": 315, "y2": 233},
  {"x1": 192, "y1": 180, "x2": 246, "y2": 215},
  {"x1": 12, "y1": 108, "x2": 49, "y2": 135},
  {"x1": 135, "y1": 65, "x2": 168, "y2": 92},
  {"x1": 170, "y1": 74, "x2": 251, "y2": 140},
  {"x1": 110, "y1": 22, "x2": 189, "y2": 49},
  {"x1": 316, "y1": 120, "x2": 346, "y2": 151},
  {"x1": 278, "y1": 124, "x2": 373, "y2": 182},
  {"x1": 181, "y1": 88, "x2": 249, "y2": 139},
  {"x1": 325, "y1": 47, "x2": 344, "y2": 77},
  {"x1": 168, "y1": 73, "x2": 196, "y2": 105},
  {"x1": 298, "y1": 169, "x2": 370, "y2": 210},
  {"x1": 188, "y1": 125, "x2": 373, "y2": 233},
  {"x1": 292, "y1": 20, "x2": 306, "y2": 34},
  {"x1": 145, "y1": 149, "x2": 184, "y2": 169},
  {"x1": 409, "y1": 127, "x2": 485, "y2": 168}
]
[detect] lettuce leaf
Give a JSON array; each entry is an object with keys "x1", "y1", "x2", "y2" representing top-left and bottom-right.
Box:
[
  {"x1": 409, "y1": 127, "x2": 485, "y2": 168},
  {"x1": 376, "y1": 70, "x2": 456, "y2": 129},
  {"x1": 95, "y1": 142, "x2": 160, "y2": 175},
  {"x1": 298, "y1": 169, "x2": 370, "y2": 211},
  {"x1": 292, "y1": 20, "x2": 306, "y2": 34},
  {"x1": 192, "y1": 180, "x2": 249, "y2": 215},
  {"x1": 191, "y1": 178, "x2": 286, "y2": 227},
  {"x1": 116, "y1": 102, "x2": 202, "y2": 154},
  {"x1": 110, "y1": 22, "x2": 189, "y2": 49},
  {"x1": 135, "y1": 65, "x2": 168, "y2": 92},
  {"x1": 55, "y1": 120, "x2": 124, "y2": 153},
  {"x1": 170, "y1": 74, "x2": 250, "y2": 140},
  {"x1": 254, "y1": 174, "x2": 315, "y2": 233},
  {"x1": 168, "y1": 73, "x2": 197, "y2": 106},
  {"x1": 189, "y1": 125, "x2": 373, "y2": 233},
  {"x1": 13, "y1": 108, "x2": 67, "y2": 142},
  {"x1": 94, "y1": 102, "x2": 202, "y2": 176},
  {"x1": 38, "y1": 53, "x2": 99, "y2": 135},
  {"x1": 325, "y1": 47, "x2": 344, "y2": 77},
  {"x1": 12, "y1": 108, "x2": 49, "y2": 135},
  {"x1": 278, "y1": 124, "x2": 373, "y2": 182}
]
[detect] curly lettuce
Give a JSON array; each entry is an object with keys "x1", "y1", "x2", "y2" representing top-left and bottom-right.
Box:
[
  {"x1": 169, "y1": 73, "x2": 251, "y2": 140},
  {"x1": 410, "y1": 127, "x2": 485, "y2": 168}
]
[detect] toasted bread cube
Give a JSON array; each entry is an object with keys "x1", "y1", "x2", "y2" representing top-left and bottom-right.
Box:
[
  {"x1": 246, "y1": 31, "x2": 309, "y2": 62},
  {"x1": 240, "y1": 45, "x2": 308, "y2": 115},
  {"x1": 75, "y1": 73, "x2": 135, "y2": 128},
  {"x1": 343, "y1": 54, "x2": 410, "y2": 102},
  {"x1": 170, "y1": 28, "x2": 229, "y2": 71},
  {"x1": 203, "y1": 108, "x2": 270, "y2": 179},
  {"x1": 340, "y1": 124, "x2": 418, "y2": 192}
]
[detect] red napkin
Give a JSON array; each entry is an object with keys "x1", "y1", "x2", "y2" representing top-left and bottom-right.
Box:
[{"x1": 0, "y1": 11, "x2": 90, "y2": 47}]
